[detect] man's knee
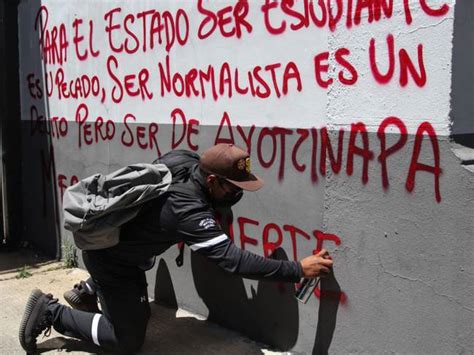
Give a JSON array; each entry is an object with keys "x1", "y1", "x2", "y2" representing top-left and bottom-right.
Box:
[
  {"x1": 116, "y1": 311, "x2": 150, "y2": 354},
  {"x1": 118, "y1": 333, "x2": 147, "y2": 354}
]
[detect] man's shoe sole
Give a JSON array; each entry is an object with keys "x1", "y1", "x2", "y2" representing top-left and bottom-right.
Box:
[
  {"x1": 64, "y1": 290, "x2": 100, "y2": 313},
  {"x1": 19, "y1": 289, "x2": 44, "y2": 352}
]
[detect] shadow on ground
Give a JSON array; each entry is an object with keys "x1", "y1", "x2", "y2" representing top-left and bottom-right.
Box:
[
  {"x1": 36, "y1": 337, "x2": 103, "y2": 354},
  {"x1": 36, "y1": 302, "x2": 265, "y2": 355}
]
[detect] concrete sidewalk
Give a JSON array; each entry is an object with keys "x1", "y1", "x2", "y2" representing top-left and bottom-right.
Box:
[{"x1": 0, "y1": 250, "x2": 284, "y2": 355}]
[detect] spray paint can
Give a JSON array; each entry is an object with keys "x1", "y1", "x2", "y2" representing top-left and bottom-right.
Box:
[{"x1": 295, "y1": 278, "x2": 320, "y2": 304}]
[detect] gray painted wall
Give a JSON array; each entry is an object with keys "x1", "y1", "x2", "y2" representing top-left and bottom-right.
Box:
[{"x1": 451, "y1": 0, "x2": 474, "y2": 146}]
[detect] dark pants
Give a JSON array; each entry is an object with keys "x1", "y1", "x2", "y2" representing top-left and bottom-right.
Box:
[{"x1": 50, "y1": 249, "x2": 151, "y2": 354}]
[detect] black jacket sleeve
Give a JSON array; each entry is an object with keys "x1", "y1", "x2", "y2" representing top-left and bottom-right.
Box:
[{"x1": 195, "y1": 237, "x2": 303, "y2": 282}]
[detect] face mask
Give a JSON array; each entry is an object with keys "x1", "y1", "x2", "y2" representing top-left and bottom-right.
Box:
[{"x1": 213, "y1": 189, "x2": 243, "y2": 208}]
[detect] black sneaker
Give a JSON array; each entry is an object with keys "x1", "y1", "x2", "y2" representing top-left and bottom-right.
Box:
[
  {"x1": 19, "y1": 289, "x2": 58, "y2": 352},
  {"x1": 63, "y1": 280, "x2": 100, "y2": 313}
]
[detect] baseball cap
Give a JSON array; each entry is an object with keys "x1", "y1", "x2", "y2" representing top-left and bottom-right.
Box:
[{"x1": 199, "y1": 144, "x2": 264, "y2": 191}]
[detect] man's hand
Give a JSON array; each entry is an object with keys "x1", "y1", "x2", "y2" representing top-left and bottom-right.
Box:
[{"x1": 300, "y1": 249, "x2": 334, "y2": 278}]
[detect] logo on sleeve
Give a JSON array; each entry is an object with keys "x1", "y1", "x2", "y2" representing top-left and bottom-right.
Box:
[{"x1": 199, "y1": 218, "x2": 216, "y2": 230}]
